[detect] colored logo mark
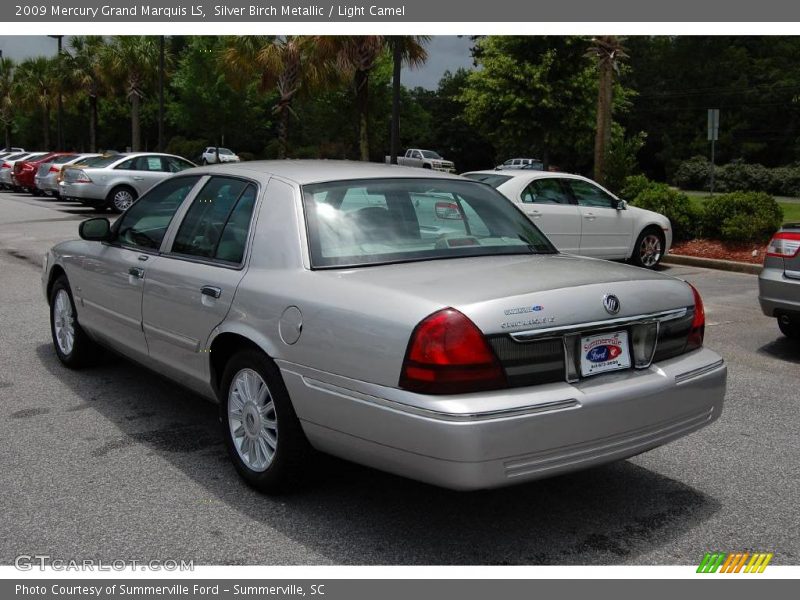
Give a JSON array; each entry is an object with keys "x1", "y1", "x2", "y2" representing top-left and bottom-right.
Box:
[
  {"x1": 697, "y1": 552, "x2": 773, "y2": 573},
  {"x1": 586, "y1": 345, "x2": 622, "y2": 363}
]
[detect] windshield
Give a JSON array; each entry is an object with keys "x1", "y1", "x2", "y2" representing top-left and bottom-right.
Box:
[
  {"x1": 302, "y1": 178, "x2": 556, "y2": 268},
  {"x1": 419, "y1": 150, "x2": 442, "y2": 159},
  {"x1": 463, "y1": 173, "x2": 513, "y2": 188}
]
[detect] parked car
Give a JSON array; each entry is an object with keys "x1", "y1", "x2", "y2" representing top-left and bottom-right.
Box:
[
  {"x1": 496, "y1": 157, "x2": 544, "y2": 170},
  {"x1": 463, "y1": 170, "x2": 672, "y2": 269},
  {"x1": 0, "y1": 152, "x2": 47, "y2": 191},
  {"x1": 201, "y1": 147, "x2": 241, "y2": 165},
  {"x1": 758, "y1": 224, "x2": 800, "y2": 338},
  {"x1": 386, "y1": 149, "x2": 456, "y2": 172},
  {"x1": 35, "y1": 153, "x2": 100, "y2": 198},
  {"x1": 1, "y1": 146, "x2": 25, "y2": 153},
  {"x1": 43, "y1": 160, "x2": 726, "y2": 492},
  {"x1": 59, "y1": 152, "x2": 196, "y2": 212},
  {"x1": 14, "y1": 152, "x2": 73, "y2": 194}
]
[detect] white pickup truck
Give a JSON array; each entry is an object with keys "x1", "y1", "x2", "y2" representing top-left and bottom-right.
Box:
[{"x1": 386, "y1": 149, "x2": 456, "y2": 173}]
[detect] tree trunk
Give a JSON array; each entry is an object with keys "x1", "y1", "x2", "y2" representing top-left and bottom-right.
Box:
[
  {"x1": 277, "y1": 103, "x2": 289, "y2": 159},
  {"x1": 593, "y1": 60, "x2": 613, "y2": 185},
  {"x1": 355, "y1": 69, "x2": 370, "y2": 161},
  {"x1": 42, "y1": 106, "x2": 50, "y2": 150},
  {"x1": 131, "y1": 92, "x2": 141, "y2": 152},
  {"x1": 390, "y1": 40, "x2": 402, "y2": 165},
  {"x1": 89, "y1": 95, "x2": 97, "y2": 153},
  {"x1": 4, "y1": 124, "x2": 10, "y2": 149}
]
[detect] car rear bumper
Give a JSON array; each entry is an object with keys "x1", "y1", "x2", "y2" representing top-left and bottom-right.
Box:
[
  {"x1": 758, "y1": 266, "x2": 800, "y2": 317},
  {"x1": 59, "y1": 181, "x2": 107, "y2": 202},
  {"x1": 35, "y1": 175, "x2": 59, "y2": 194},
  {"x1": 279, "y1": 347, "x2": 726, "y2": 490}
]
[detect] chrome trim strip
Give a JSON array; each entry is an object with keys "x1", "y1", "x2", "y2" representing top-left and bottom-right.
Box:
[
  {"x1": 510, "y1": 308, "x2": 688, "y2": 341},
  {"x1": 300, "y1": 377, "x2": 580, "y2": 422},
  {"x1": 674, "y1": 359, "x2": 725, "y2": 384}
]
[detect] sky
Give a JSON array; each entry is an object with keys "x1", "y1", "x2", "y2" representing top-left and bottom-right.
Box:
[{"x1": 0, "y1": 35, "x2": 475, "y2": 90}]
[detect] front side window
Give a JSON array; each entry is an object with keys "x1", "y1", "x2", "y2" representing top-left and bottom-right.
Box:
[
  {"x1": 114, "y1": 176, "x2": 201, "y2": 250},
  {"x1": 171, "y1": 177, "x2": 256, "y2": 263},
  {"x1": 420, "y1": 150, "x2": 442, "y2": 159},
  {"x1": 521, "y1": 178, "x2": 571, "y2": 205},
  {"x1": 164, "y1": 156, "x2": 195, "y2": 173},
  {"x1": 302, "y1": 178, "x2": 556, "y2": 268},
  {"x1": 568, "y1": 179, "x2": 617, "y2": 208}
]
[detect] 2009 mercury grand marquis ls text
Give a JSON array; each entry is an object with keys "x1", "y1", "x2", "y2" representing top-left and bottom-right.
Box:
[{"x1": 42, "y1": 161, "x2": 727, "y2": 491}]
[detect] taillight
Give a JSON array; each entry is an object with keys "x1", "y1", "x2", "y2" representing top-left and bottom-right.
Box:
[
  {"x1": 766, "y1": 232, "x2": 800, "y2": 258},
  {"x1": 399, "y1": 308, "x2": 506, "y2": 394},
  {"x1": 74, "y1": 170, "x2": 92, "y2": 183},
  {"x1": 1, "y1": 162, "x2": 9, "y2": 169},
  {"x1": 434, "y1": 201, "x2": 462, "y2": 220},
  {"x1": 49, "y1": 165, "x2": 60, "y2": 173},
  {"x1": 685, "y1": 283, "x2": 705, "y2": 351}
]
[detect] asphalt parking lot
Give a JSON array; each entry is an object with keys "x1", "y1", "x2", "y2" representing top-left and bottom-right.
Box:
[{"x1": 0, "y1": 190, "x2": 798, "y2": 566}]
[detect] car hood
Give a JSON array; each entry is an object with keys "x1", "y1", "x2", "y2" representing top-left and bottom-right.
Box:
[{"x1": 316, "y1": 253, "x2": 693, "y2": 336}]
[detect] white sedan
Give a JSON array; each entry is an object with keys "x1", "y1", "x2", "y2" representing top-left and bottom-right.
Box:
[{"x1": 463, "y1": 170, "x2": 672, "y2": 269}]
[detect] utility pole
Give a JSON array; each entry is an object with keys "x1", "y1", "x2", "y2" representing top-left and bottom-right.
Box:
[
  {"x1": 158, "y1": 35, "x2": 165, "y2": 152},
  {"x1": 48, "y1": 36, "x2": 64, "y2": 149}
]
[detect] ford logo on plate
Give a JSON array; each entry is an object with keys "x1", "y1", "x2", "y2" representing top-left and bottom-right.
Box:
[
  {"x1": 603, "y1": 294, "x2": 621, "y2": 315},
  {"x1": 586, "y1": 345, "x2": 623, "y2": 363}
]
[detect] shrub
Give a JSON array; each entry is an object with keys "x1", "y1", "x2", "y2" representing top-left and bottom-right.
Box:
[
  {"x1": 165, "y1": 136, "x2": 206, "y2": 163},
  {"x1": 621, "y1": 175, "x2": 699, "y2": 241},
  {"x1": 674, "y1": 156, "x2": 710, "y2": 191},
  {"x1": 716, "y1": 160, "x2": 774, "y2": 194},
  {"x1": 237, "y1": 152, "x2": 256, "y2": 162},
  {"x1": 701, "y1": 191, "x2": 784, "y2": 242}
]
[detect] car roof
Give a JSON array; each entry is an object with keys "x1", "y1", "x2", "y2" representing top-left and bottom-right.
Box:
[
  {"x1": 181, "y1": 160, "x2": 465, "y2": 185},
  {"x1": 464, "y1": 169, "x2": 585, "y2": 181}
]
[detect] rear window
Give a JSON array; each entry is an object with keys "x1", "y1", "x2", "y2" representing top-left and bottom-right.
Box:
[
  {"x1": 463, "y1": 173, "x2": 513, "y2": 188},
  {"x1": 302, "y1": 178, "x2": 555, "y2": 268},
  {"x1": 51, "y1": 154, "x2": 79, "y2": 164},
  {"x1": 86, "y1": 155, "x2": 123, "y2": 168}
]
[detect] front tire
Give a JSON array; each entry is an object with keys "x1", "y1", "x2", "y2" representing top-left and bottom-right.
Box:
[
  {"x1": 631, "y1": 227, "x2": 665, "y2": 269},
  {"x1": 49, "y1": 276, "x2": 98, "y2": 368},
  {"x1": 106, "y1": 185, "x2": 137, "y2": 213},
  {"x1": 219, "y1": 350, "x2": 310, "y2": 493},
  {"x1": 778, "y1": 316, "x2": 800, "y2": 339}
]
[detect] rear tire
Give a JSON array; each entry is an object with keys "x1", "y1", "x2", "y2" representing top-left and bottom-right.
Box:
[
  {"x1": 49, "y1": 275, "x2": 98, "y2": 368},
  {"x1": 219, "y1": 350, "x2": 311, "y2": 493},
  {"x1": 106, "y1": 185, "x2": 137, "y2": 213},
  {"x1": 631, "y1": 227, "x2": 666, "y2": 269},
  {"x1": 778, "y1": 316, "x2": 800, "y2": 339}
]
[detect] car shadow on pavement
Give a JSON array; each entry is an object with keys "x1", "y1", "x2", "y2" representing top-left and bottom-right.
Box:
[
  {"x1": 757, "y1": 337, "x2": 800, "y2": 364},
  {"x1": 34, "y1": 343, "x2": 721, "y2": 565}
]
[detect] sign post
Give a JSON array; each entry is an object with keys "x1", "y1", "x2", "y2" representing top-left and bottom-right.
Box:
[{"x1": 708, "y1": 108, "x2": 720, "y2": 195}]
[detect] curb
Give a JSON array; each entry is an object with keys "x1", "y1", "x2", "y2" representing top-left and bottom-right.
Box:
[{"x1": 662, "y1": 253, "x2": 762, "y2": 275}]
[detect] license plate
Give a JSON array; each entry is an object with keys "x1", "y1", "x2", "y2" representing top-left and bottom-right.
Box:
[{"x1": 580, "y1": 330, "x2": 631, "y2": 377}]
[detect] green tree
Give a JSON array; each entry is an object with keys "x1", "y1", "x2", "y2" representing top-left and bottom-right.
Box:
[
  {"x1": 0, "y1": 57, "x2": 15, "y2": 148},
  {"x1": 387, "y1": 36, "x2": 429, "y2": 164},
  {"x1": 461, "y1": 36, "x2": 598, "y2": 171},
  {"x1": 66, "y1": 35, "x2": 106, "y2": 152},
  {"x1": 14, "y1": 56, "x2": 59, "y2": 148},
  {"x1": 103, "y1": 36, "x2": 160, "y2": 151}
]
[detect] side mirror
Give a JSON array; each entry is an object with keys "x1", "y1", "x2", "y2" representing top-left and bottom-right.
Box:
[
  {"x1": 616, "y1": 199, "x2": 628, "y2": 211},
  {"x1": 79, "y1": 217, "x2": 111, "y2": 241}
]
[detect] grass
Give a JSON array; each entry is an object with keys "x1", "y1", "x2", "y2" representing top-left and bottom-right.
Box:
[{"x1": 679, "y1": 189, "x2": 800, "y2": 224}]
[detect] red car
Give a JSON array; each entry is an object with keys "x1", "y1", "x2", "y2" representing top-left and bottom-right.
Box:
[{"x1": 13, "y1": 152, "x2": 71, "y2": 193}]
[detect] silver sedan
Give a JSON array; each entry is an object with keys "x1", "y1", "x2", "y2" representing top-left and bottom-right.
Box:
[
  {"x1": 42, "y1": 161, "x2": 727, "y2": 492},
  {"x1": 58, "y1": 152, "x2": 196, "y2": 212}
]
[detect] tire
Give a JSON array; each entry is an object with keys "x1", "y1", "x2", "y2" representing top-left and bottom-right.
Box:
[
  {"x1": 219, "y1": 349, "x2": 310, "y2": 493},
  {"x1": 422, "y1": 163, "x2": 432, "y2": 169},
  {"x1": 778, "y1": 316, "x2": 800, "y2": 339},
  {"x1": 106, "y1": 185, "x2": 137, "y2": 213},
  {"x1": 630, "y1": 227, "x2": 666, "y2": 269},
  {"x1": 202, "y1": 158, "x2": 208, "y2": 165},
  {"x1": 49, "y1": 275, "x2": 98, "y2": 368}
]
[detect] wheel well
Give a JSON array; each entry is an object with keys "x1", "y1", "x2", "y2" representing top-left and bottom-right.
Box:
[
  {"x1": 107, "y1": 184, "x2": 136, "y2": 200},
  {"x1": 46, "y1": 265, "x2": 67, "y2": 303},
  {"x1": 209, "y1": 333, "x2": 265, "y2": 393}
]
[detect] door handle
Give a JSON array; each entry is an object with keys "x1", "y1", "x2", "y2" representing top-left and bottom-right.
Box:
[
  {"x1": 528, "y1": 211, "x2": 542, "y2": 219},
  {"x1": 128, "y1": 267, "x2": 144, "y2": 279},
  {"x1": 133, "y1": 176, "x2": 144, "y2": 181},
  {"x1": 137, "y1": 254, "x2": 149, "y2": 261},
  {"x1": 583, "y1": 213, "x2": 596, "y2": 221},
  {"x1": 200, "y1": 285, "x2": 222, "y2": 299}
]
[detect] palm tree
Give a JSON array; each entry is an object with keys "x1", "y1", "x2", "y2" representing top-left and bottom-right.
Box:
[
  {"x1": 103, "y1": 36, "x2": 160, "y2": 151},
  {"x1": 221, "y1": 36, "x2": 324, "y2": 159},
  {"x1": 14, "y1": 56, "x2": 59, "y2": 149},
  {"x1": 388, "y1": 36, "x2": 429, "y2": 164},
  {"x1": 0, "y1": 57, "x2": 15, "y2": 148},
  {"x1": 67, "y1": 35, "x2": 106, "y2": 152},
  {"x1": 587, "y1": 36, "x2": 628, "y2": 185}
]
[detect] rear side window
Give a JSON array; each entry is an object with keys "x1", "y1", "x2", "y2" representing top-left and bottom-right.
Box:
[{"x1": 171, "y1": 177, "x2": 257, "y2": 263}]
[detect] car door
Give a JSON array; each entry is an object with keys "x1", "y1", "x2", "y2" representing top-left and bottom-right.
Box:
[
  {"x1": 75, "y1": 175, "x2": 203, "y2": 362},
  {"x1": 517, "y1": 177, "x2": 581, "y2": 253},
  {"x1": 113, "y1": 155, "x2": 162, "y2": 196},
  {"x1": 141, "y1": 176, "x2": 259, "y2": 392},
  {"x1": 567, "y1": 178, "x2": 633, "y2": 258}
]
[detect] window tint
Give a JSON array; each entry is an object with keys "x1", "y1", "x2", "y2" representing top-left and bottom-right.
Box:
[
  {"x1": 114, "y1": 176, "x2": 201, "y2": 250},
  {"x1": 568, "y1": 179, "x2": 617, "y2": 208},
  {"x1": 171, "y1": 178, "x2": 256, "y2": 262},
  {"x1": 521, "y1": 178, "x2": 571, "y2": 205}
]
